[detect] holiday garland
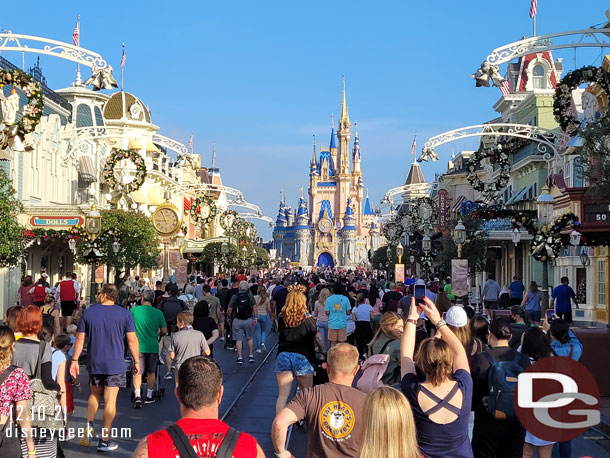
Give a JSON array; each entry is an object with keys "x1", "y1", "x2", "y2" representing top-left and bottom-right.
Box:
[
  {"x1": 102, "y1": 149, "x2": 147, "y2": 193},
  {"x1": 190, "y1": 195, "x2": 218, "y2": 225},
  {"x1": 220, "y1": 209, "x2": 239, "y2": 231},
  {"x1": 553, "y1": 65, "x2": 610, "y2": 135},
  {"x1": 466, "y1": 140, "x2": 528, "y2": 199},
  {"x1": 24, "y1": 225, "x2": 87, "y2": 240},
  {"x1": 0, "y1": 68, "x2": 44, "y2": 138}
]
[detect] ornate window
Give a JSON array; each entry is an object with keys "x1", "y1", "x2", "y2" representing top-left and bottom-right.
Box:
[
  {"x1": 597, "y1": 259, "x2": 606, "y2": 306},
  {"x1": 532, "y1": 65, "x2": 546, "y2": 89},
  {"x1": 76, "y1": 104, "x2": 93, "y2": 128}
]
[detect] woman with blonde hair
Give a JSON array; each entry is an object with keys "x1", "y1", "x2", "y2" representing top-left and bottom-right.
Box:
[
  {"x1": 312, "y1": 287, "x2": 330, "y2": 352},
  {"x1": 401, "y1": 297, "x2": 473, "y2": 458},
  {"x1": 360, "y1": 386, "x2": 420, "y2": 458},
  {"x1": 274, "y1": 286, "x2": 322, "y2": 414},
  {"x1": 367, "y1": 312, "x2": 404, "y2": 385}
]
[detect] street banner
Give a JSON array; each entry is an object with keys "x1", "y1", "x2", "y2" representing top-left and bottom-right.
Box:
[
  {"x1": 169, "y1": 250, "x2": 181, "y2": 270},
  {"x1": 175, "y1": 259, "x2": 189, "y2": 286},
  {"x1": 451, "y1": 259, "x2": 468, "y2": 297},
  {"x1": 94, "y1": 265, "x2": 105, "y2": 284},
  {"x1": 394, "y1": 264, "x2": 405, "y2": 283}
]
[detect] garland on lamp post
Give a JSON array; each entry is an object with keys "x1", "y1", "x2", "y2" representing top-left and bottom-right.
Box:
[{"x1": 553, "y1": 65, "x2": 610, "y2": 135}]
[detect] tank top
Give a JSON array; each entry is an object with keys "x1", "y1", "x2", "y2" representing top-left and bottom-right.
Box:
[{"x1": 59, "y1": 280, "x2": 76, "y2": 301}]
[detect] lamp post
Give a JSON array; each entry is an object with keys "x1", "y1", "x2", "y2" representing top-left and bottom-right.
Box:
[
  {"x1": 579, "y1": 247, "x2": 590, "y2": 267},
  {"x1": 511, "y1": 228, "x2": 522, "y2": 247},
  {"x1": 536, "y1": 185, "x2": 554, "y2": 314},
  {"x1": 396, "y1": 242, "x2": 404, "y2": 265},
  {"x1": 85, "y1": 205, "x2": 102, "y2": 304},
  {"x1": 112, "y1": 239, "x2": 120, "y2": 254},
  {"x1": 453, "y1": 219, "x2": 467, "y2": 258}
]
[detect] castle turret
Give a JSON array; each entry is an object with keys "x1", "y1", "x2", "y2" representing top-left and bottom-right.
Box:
[
  {"x1": 310, "y1": 135, "x2": 318, "y2": 177},
  {"x1": 352, "y1": 121, "x2": 361, "y2": 175},
  {"x1": 295, "y1": 194, "x2": 311, "y2": 266},
  {"x1": 337, "y1": 76, "x2": 351, "y2": 176},
  {"x1": 340, "y1": 198, "x2": 357, "y2": 266}
]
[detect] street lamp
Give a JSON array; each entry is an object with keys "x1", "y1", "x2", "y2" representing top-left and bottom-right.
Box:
[
  {"x1": 396, "y1": 242, "x2": 404, "y2": 265},
  {"x1": 86, "y1": 205, "x2": 102, "y2": 305},
  {"x1": 579, "y1": 247, "x2": 591, "y2": 266},
  {"x1": 454, "y1": 219, "x2": 467, "y2": 258},
  {"x1": 422, "y1": 235, "x2": 432, "y2": 253},
  {"x1": 68, "y1": 237, "x2": 77, "y2": 253},
  {"x1": 511, "y1": 228, "x2": 522, "y2": 247},
  {"x1": 112, "y1": 239, "x2": 120, "y2": 254},
  {"x1": 569, "y1": 230, "x2": 581, "y2": 247},
  {"x1": 536, "y1": 184, "x2": 555, "y2": 314}
]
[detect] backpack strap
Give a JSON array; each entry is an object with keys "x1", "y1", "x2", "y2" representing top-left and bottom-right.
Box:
[
  {"x1": 512, "y1": 351, "x2": 522, "y2": 364},
  {"x1": 379, "y1": 339, "x2": 395, "y2": 355},
  {"x1": 0, "y1": 365, "x2": 17, "y2": 387},
  {"x1": 215, "y1": 427, "x2": 241, "y2": 458},
  {"x1": 165, "y1": 424, "x2": 198, "y2": 458},
  {"x1": 482, "y1": 351, "x2": 495, "y2": 367},
  {"x1": 35, "y1": 341, "x2": 45, "y2": 380}
]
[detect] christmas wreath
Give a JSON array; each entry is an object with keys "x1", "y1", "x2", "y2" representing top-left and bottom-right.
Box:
[
  {"x1": 190, "y1": 195, "x2": 218, "y2": 225},
  {"x1": 382, "y1": 221, "x2": 401, "y2": 243},
  {"x1": 102, "y1": 149, "x2": 147, "y2": 193},
  {"x1": 220, "y1": 209, "x2": 239, "y2": 231},
  {"x1": 466, "y1": 140, "x2": 526, "y2": 198},
  {"x1": 0, "y1": 69, "x2": 44, "y2": 140},
  {"x1": 553, "y1": 65, "x2": 610, "y2": 135}
]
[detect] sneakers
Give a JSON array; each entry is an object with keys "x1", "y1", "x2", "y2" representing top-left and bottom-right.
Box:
[
  {"x1": 225, "y1": 345, "x2": 235, "y2": 351},
  {"x1": 80, "y1": 424, "x2": 94, "y2": 447},
  {"x1": 144, "y1": 395, "x2": 155, "y2": 404},
  {"x1": 133, "y1": 396, "x2": 142, "y2": 409},
  {"x1": 255, "y1": 348, "x2": 262, "y2": 354},
  {"x1": 261, "y1": 343, "x2": 267, "y2": 352},
  {"x1": 219, "y1": 336, "x2": 225, "y2": 342},
  {"x1": 236, "y1": 357, "x2": 244, "y2": 365},
  {"x1": 97, "y1": 439, "x2": 119, "y2": 452},
  {"x1": 163, "y1": 372, "x2": 173, "y2": 380},
  {"x1": 248, "y1": 355, "x2": 255, "y2": 364}
]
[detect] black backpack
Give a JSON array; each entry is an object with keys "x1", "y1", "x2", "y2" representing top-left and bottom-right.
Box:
[{"x1": 234, "y1": 292, "x2": 253, "y2": 320}]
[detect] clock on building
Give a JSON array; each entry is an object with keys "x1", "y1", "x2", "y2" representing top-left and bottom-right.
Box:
[
  {"x1": 318, "y1": 217, "x2": 332, "y2": 233},
  {"x1": 129, "y1": 103, "x2": 142, "y2": 119},
  {"x1": 151, "y1": 205, "x2": 181, "y2": 236}
]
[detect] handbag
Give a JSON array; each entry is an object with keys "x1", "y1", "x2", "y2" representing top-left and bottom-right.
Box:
[
  {"x1": 0, "y1": 366, "x2": 22, "y2": 457},
  {"x1": 27, "y1": 341, "x2": 63, "y2": 430}
]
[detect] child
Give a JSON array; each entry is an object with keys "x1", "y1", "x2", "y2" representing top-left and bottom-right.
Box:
[
  {"x1": 54, "y1": 333, "x2": 81, "y2": 440},
  {"x1": 168, "y1": 311, "x2": 210, "y2": 385},
  {"x1": 66, "y1": 324, "x2": 77, "y2": 358}
]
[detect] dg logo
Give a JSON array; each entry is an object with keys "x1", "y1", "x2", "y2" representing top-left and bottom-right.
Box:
[{"x1": 514, "y1": 356, "x2": 600, "y2": 442}]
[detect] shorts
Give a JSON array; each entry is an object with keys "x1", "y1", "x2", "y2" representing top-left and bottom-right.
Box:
[
  {"x1": 557, "y1": 311, "x2": 573, "y2": 323},
  {"x1": 275, "y1": 352, "x2": 314, "y2": 376},
  {"x1": 139, "y1": 353, "x2": 159, "y2": 375},
  {"x1": 60, "y1": 300, "x2": 77, "y2": 317},
  {"x1": 232, "y1": 318, "x2": 253, "y2": 341},
  {"x1": 90, "y1": 373, "x2": 126, "y2": 388},
  {"x1": 483, "y1": 300, "x2": 498, "y2": 310},
  {"x1": 527, "y1": 310, "x2": 541, "y2": 323},
  {"x1": 328, "y1": 327, "x2": 347, "y2": 342}
]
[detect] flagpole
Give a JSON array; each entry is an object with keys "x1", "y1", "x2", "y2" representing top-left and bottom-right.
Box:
[
  {"x1": 121, "y1": 42, "x2": 125, "y2": 91},
  {"x1": 533, "y1": 15, "x2": 536, "y2": 36},
  {"x1": 75, "y1": 15, "x2": 81, "y2": 85}
]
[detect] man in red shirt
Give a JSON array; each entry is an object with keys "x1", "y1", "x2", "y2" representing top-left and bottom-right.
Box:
[
  {"x1": 133, "y1": 356, "x2": 265, "y2": 457},
  {"x1": 57, "y1": 271, "x2": 77, "y2": 330}
]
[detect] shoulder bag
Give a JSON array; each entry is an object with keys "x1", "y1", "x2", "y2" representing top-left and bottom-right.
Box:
[{"x1": 27, "y1": 341, "x2": 63, "y2": 430}]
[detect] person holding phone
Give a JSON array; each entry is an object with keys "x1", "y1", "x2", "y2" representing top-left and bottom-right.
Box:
[{"x1": 549, "y1": 277, "x2": 578, "y2": 324}]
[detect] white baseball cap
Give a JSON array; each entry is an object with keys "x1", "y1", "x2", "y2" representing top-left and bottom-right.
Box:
[{"x1": 445, "y1": 306, "x2": 468, "y2": 327}]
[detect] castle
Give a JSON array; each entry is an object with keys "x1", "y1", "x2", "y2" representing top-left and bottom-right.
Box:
[{"x1": 273, "y1": 80, "x2": 380, "y2": 269}]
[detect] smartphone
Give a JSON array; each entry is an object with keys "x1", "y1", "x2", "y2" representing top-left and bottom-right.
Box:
[
  {"x1": 414, "y1": 284, "x2": 426, "y2": 305},
  {"x1": 546, "y1": 308, "x2": 555, "y2": 321}
]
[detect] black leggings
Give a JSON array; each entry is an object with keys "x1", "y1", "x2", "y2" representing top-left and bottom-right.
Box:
[{"x1": 354, "y1": 321, "x2": 373, "y2": 358}]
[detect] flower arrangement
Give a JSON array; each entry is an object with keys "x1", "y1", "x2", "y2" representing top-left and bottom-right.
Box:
[
  {"x1": 101, "y1": 149, "x2": 147, "y2": 193},
  {"x1": 0, "y1": 69, "x2": 44, "y2": 138},
  {"x1": 553, "y1": 65, "x2": 610, "y2": 135}
]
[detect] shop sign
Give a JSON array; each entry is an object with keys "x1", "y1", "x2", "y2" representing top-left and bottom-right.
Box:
[
  {"x1": 30, "y1": 216, "x2": 84, "y2": 227},
  {"x1": 437, "y1": 190, "x2": 449, "y2": 230}
]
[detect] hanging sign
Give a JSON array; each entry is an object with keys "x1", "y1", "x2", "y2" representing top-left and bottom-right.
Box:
[
  {"x1": 451, "y1": 259, "x2": 468, "y2": 297},
  {"x1": 394, "y1": 264, "x2": 405, "y2": 283}
]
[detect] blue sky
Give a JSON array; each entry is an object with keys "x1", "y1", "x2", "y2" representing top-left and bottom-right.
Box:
[{"x1": 1, "y1": 1, "x2": 607, "y2": 239}]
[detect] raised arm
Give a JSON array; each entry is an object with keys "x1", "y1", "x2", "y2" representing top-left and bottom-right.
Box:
[
  {"x1": 400, "y1": 297, "x2": 418, "y2": 378},
  {"x1": 420, "y1": 296, "x2": 469, "y2": 373}
]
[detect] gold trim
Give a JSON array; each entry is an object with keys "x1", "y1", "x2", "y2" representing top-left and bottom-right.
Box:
[{"x1": 151, "y1": 204, "x2": 181, "y2": 237}]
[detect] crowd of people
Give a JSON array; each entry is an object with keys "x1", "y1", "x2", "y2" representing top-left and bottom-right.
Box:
[{"x1": 0, "y1": 267, "x2": 586, "y2": 458}]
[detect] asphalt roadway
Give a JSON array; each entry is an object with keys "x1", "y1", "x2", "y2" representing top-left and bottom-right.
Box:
[{"x1": 61, "y1": 331, "x2": 609, "y2": 458}]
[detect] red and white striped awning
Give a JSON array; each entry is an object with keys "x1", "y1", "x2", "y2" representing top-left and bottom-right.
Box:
[{"x1": 450, "y1": 195, "x2": 466, "y2": 212}]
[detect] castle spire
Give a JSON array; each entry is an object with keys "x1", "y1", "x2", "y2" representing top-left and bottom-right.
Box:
[
  {"x1": 340, "y1": 75, "x2": 350, "y2": 130},
  {"x1": 312, "y1": 135, "x2": 317, "y2": 163},
  {"x1": 352, "y1": 121, "x2": 361, "y2": 160}
]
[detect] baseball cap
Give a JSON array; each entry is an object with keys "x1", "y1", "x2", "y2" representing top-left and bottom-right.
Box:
[
  {"x1": 445, "y1": 306, "x2": 468, "y2": 327},
  {"x1": 415, "y1": 279, "x2": 425, "y2": 286}
]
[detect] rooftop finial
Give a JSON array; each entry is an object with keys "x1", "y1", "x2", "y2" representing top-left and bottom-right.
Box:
[
  {"x1": 312, "y1": 134, "x2": 317, "y2": 164},
  {"x1": 354, "y1": 121, "x2": 358, "y2": 137},
  {"x1": 300, "y1": 186, "x2": 304, "y2": 199},
  {"x1": 340, "y1": 75, "x2": 350, "y2": 128},
  {"x1": 330, "y1": 113, "x2": 334, "y2": 130},
  {"x1": 212, "y1": 143, "x2": 216, "y2": 168},
  {"x1": 280, "y1": 189, "x2": 284, "y2": 203}
]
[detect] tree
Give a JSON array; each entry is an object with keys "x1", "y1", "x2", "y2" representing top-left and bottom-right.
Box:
[
  {"x1": 0, "y1": 169, "x2": 26, "y2": 267},
  {"x1": 201, "y1": 242, "x2": 240, "y2": 273},
  {"x1": 370, "y1": 245, "x2": 399, "y2": 275},
  {"x1": 579, "y1": 116, "x2": 610, "y2": 197},
  {"x1": 435, "y1": 216, "x2": 488, "y2": 276},
  {"x1": 254, "y1": 246, "x2": 270, "y2": 268},
  {"x1": 76, "y1": 209, "x2": 160, "y2": 281}
]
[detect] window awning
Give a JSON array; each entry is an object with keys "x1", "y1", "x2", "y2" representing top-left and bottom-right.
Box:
[
  {"x1": 78, "y1": 156, "x2": 97, "y2": 182},
  {"x1": 450, "y1": 195, "x2": 466, "y2": 212},
  {"x1": 505, "y1": 183, "x2": 536, "y2": 205},
  {"x1": 128, "y1": 138, "x2": 143, "y2": 150},
  {"x1": 146, "y1": 140, "x2": 159, "y2": 153}
]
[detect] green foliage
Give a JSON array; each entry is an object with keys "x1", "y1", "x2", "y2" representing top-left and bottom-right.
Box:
[
  {"x1": 0, "y1": 169, "x2": 26, "y2": 267},
  {"x1": 435, "y1": 217, "x2": 488, "y2": 274},
  {"x1": 76, "y1": 209, "x2": 159, "y2": 272},
  {"x1": 254, "y1": 246, "x2": 270, "y2": 268},
  {"x1": 580, "y1": 114, "x2": 610, "y2": 197},
  {"x1": 201, "y1": 242, "x2": 240, "y2": 273}
]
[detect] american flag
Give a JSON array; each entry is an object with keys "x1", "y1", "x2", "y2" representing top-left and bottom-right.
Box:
[
  {"x1": 529, "y1": 0, "x2": 537, "y2": 18},
  {"x1": 121, "y1": 45, "x2": 126, "y2": 69},
  {"x1": 500, "y1": 79, "x2": 510, "y2": 96},
  {"x1": 409, "y1": 135, "x2": 417, "y2": 156},
  {"x1": 72, "y1": 17, "x2": 80, "y2": 46}
]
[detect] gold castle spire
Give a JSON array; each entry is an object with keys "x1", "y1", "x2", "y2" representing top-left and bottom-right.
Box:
[{"x1": 340, "y1": 74, "x2": 350, "y2": 129}]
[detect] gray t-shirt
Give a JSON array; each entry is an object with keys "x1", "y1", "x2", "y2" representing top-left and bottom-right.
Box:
[
  {"x1": 12, "y1": 338, "x2": 52, "y2": 377},
  {"x1": 168, "y1": 328, "x2": 209, "y2": 369},
  {"x1": 483, "y1": 280, "x2": 501, "y2": 301}
]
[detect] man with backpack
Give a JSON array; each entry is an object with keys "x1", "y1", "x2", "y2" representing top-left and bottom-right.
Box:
[
  {"x1": 470, "y1": 318, "x2": 531, "y2": 458},
  {"x1": 227, "y1": 280, "x2": 257, "y2": 365},
  {"x1": 158, "y1": 283, "x2": 188, "y2": 380},
  {"x1": 133, "y1": 356, "x2": 264, "y2": 457}
]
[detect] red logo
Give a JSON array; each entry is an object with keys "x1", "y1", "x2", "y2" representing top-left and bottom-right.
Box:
[{"x1": 514, "y1": 357, "x2": 600, "y2": 442}]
